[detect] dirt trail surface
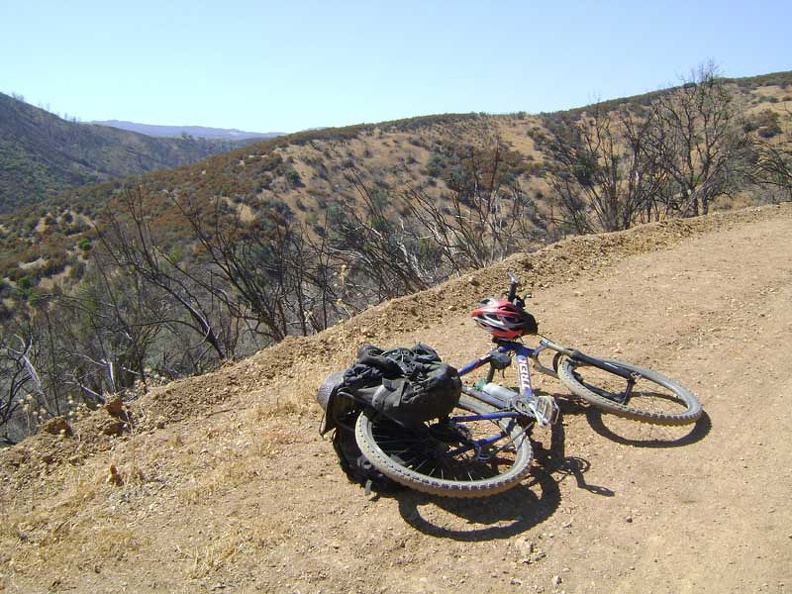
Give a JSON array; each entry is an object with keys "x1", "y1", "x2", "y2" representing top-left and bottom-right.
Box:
[{"x1": 2, "y1": 204, "x2": 791, "y2": 594}]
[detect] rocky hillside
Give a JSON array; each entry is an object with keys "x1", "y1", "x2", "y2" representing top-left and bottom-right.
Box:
[{"x1": 1, "y1": 202, "x2": 790, "y2": 593}]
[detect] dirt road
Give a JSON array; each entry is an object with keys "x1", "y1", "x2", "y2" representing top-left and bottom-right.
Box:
[{"x1": 2, "y1": 204, "x2": 791, "y2": 593}]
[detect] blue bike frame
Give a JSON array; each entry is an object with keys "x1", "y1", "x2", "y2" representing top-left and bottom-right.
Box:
[{"x1": 455, "y1": 339, "x2": 560, "y2": 427}]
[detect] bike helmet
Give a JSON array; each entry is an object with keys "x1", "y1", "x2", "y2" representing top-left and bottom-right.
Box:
[{"x1": 471, "y1": 298, "x2": 538, "y2": 339}]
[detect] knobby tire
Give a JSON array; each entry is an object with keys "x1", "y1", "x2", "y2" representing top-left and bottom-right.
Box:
[{"x1": 354, "y1": 394, "x2": 534, "y2": 498}]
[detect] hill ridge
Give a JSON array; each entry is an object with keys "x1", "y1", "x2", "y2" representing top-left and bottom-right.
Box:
[
  {"x1": 91, "y1": 120, "x2": 284, "y2": 140},
  {"x1": 0, "y1": 92, "x2": 254, "y2": 213}
]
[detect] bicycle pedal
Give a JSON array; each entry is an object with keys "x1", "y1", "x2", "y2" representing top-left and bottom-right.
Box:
[{"x1": 531, "y1": 395, "x2": 560, "y2": 427}]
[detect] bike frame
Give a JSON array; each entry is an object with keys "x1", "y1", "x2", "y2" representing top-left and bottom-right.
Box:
[
  {"x1": 455, "y1": 337, "x2": 565, "y2": 427},
  {"x1": 458, "y1": 342, "x2": 536, "y2": 404}
]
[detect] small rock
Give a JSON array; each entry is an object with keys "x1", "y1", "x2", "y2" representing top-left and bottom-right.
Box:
[
  {"x1": 107, "y1": 464, "x2": 124, "y2": 486},
  {"x1": 101, "y1": 419, "x2": 126, "y2": 436},
  {"x1": 104, "y1": 397, "x2": 125, "y2": 417},
  {"x1": 42, "y1": 417, "x2": 72, "y2": 437},
  {"x1": 515, "y1": 538, "x2": 534, "y2": 556}
]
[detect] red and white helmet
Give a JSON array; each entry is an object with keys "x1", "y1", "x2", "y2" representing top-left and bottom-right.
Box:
[{"x1": 471, "y1": 298, "x2": 537, "y2": 339}]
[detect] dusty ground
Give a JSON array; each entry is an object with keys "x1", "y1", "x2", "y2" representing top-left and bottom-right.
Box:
[{"x1": 1, "y1": 203, "x2": 791, "y2": 594}]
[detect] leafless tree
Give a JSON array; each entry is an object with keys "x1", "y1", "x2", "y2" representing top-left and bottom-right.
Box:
[
  {"x1": 0, "y1": 333, "x2": 42, "y2": 443},
  {"x1": 94, "y1": 188, "x2": 229, "y2": 364},
  {"x1": 750, "y1": 105, "x2": 792, "y2": 202},
  {"x1": 46, "y1": 255, "x2": 168, "y2": 399},
  {"x1": 328, "y1": 168, "x2": 435, "y2": 301},
  {"x1": 543, "y1": 104, "x2": 663, "y2": 232},
  {"x1": 644, "y1": 61, "x2": 747, "y2": 216},
  {"x1": 391, "y1": 138, "x2": 540, "y2": 276},
  {"x1": 170, "y1": 191, "x2": 345, "y2": 341}
]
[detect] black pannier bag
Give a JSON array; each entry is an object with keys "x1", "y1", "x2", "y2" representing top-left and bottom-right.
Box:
[
  {"x1": 316, "y1": 343, "x2": 462, "y2": 492},
  {"x1": 344, "y1": 343, "x2": 462, "y2": 427},
  {"x1": 318, "y1": 343, "x2": 462, "y2": 433}
]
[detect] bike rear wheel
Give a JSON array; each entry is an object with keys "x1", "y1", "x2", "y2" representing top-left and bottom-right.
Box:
[
  {"x1": 354, "y1": 394, "x2": 534, "y2": 498},
  {"x1": 557, "y1": 356, "x2": 702, "y2": 425}
]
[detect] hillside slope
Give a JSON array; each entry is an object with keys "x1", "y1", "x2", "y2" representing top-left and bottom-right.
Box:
[
  {"x1": 2, "y1": 72, "x2": 790, "y2": 307},
  {"x1": 0, "y1": 93, "x2": 245, "y2": 213},
  {"x1": 2, "y1": 203, "x2": 791, "y2": 593}
]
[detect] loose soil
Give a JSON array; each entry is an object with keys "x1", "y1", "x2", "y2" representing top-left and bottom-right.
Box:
[{"x1": 2, "y1": 203, "x2": 791, "y2": 594}]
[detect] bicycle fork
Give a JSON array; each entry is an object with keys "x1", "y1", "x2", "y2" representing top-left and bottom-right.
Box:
[{"x1": 535, "y1": 337, "x2": 638, "y2": 404}]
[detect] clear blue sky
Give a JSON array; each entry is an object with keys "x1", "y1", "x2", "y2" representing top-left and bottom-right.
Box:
[{"x1": 2, "y1": 0, "x2": 790, "y2": 134}]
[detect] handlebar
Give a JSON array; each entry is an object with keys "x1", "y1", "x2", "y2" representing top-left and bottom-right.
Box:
[
  {"x1": 506, "y1": 272, "x2": 528, "y2": 310},
  {"x1": 507, "y1": 272, "x2": 520, "y2": 303}
]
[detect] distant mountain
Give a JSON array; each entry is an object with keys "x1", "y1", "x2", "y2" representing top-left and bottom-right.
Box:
[
  {"x1": 0, "y1": 93, "x2": 258, "y2": 214},
  {"x1": 92, "y1": 120, "x2": 285, "y2": 141}
]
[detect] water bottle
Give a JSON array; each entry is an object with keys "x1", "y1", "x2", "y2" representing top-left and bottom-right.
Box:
[{"x1": 480, "y1": 382, "x2": 517, "y2": 402}]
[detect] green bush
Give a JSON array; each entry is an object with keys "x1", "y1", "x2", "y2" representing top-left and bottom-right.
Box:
[{"x1": 285, "y1": 167, "x2": 303, "y2": 188}]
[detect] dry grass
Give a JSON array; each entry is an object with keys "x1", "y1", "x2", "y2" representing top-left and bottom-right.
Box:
[
  {"x1": 0, "y1": 390, "x2": 310, "y2": 582},
  {"x1": 1, "y1": 469, "x2": 145, "y2": 575}
]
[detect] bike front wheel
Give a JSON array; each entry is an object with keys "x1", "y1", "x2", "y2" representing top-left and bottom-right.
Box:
[
  {"x1": 354, "y1": 394, "x2": 534, "y2": 498},
  {"x1": 557, "y1": 356, "x2": 702, "y2": 425}
]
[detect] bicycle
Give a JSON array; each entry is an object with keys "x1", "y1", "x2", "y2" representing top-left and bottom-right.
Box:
[{"x1": 354, "y1": 273, "x2": 702, "y2": 498}]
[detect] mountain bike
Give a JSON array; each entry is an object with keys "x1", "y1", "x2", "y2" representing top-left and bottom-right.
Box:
[{"x1": 354, "y1": 273, "x2": 702, "y2": 498}]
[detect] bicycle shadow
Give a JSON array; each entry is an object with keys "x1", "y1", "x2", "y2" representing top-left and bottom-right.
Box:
[
  {"x1": 534, "y1": 404, "x2": 615, "y2": 498},
  {"x1": 394, "y1": 463, "x2": 559, "y2": 541},
  {"x1": 391, "y1": 399, "x2": 710, "y2": 539},
  {"x1": 582, "y1": 404, "x2": 712, "y2": 448},
  {"x1": 393, "y1": 407, "x2": 613, "y2": 541}
]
